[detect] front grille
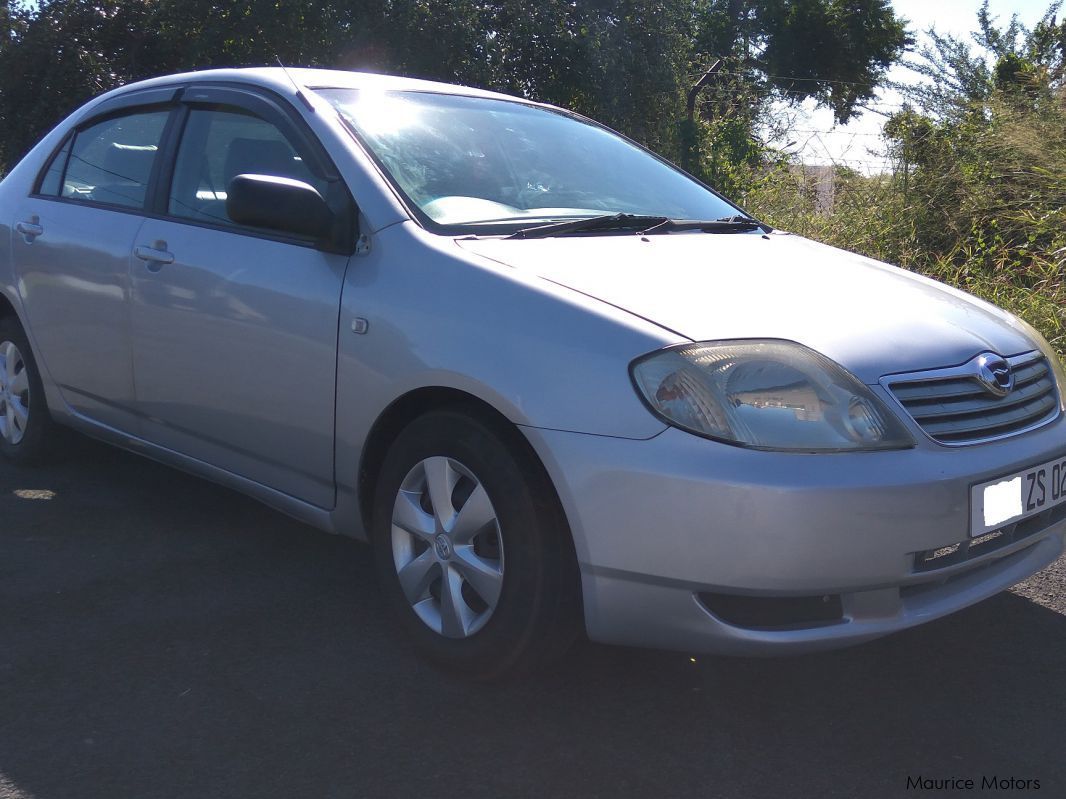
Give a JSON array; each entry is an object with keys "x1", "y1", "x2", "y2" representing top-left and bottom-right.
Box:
[
  {"x1": 886, "y1": 351, "x2": 1059, "y2": 445},
  {"x1": 913, "y1": 502, "x2": 1066, "y2": 572}
]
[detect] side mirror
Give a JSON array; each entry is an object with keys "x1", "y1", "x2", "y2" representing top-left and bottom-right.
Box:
[{"x1": 226, "y1": 174, "x2": 334, "y2": 240}]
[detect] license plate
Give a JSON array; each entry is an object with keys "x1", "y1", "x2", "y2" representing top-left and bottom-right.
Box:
[{"x1": 971, "y1": 454, "x2": 1066, "y2": 537}]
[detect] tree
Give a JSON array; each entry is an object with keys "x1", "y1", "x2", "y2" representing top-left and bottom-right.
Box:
[
  {"x1": 692, "y1": 0, "x2": 910, "y2": 125},
  {"x1": 0, "y1": 0, "x2": 909, "y2": 177},
  {"x1": 882, "y1": 2, "x2": 1066, "y2": 285},
  {"x1": 0, "y1": 0, "x2": 168, "y2": 166},
  {"x1": 0, "y1": 0, "x2": 696, "y2": 171},
  {"x1": 682, "y1": 0, "x2": 908, "y2": 194},
  {"x1": 896, "y1": 0, "x2": 1064, "y2": 119},
  {"x1": 0, "y1": 1, "x2": 31, "y2": 171}
]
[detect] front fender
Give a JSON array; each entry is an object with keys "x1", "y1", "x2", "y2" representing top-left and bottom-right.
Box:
[
  {"x1": 329, "y1": 221, "x2": 679, "y2": 537},
  {"x1": 335, "y1": 221, "x2": 677, "y2": 439}
]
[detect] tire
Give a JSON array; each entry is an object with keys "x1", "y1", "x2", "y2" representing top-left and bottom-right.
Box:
[
  {"x1": 0, "y1": 315, "x2": 58, "y2": 465},
  {"x1": 371, "y1": 408, "x2": 582, "y2": 679}
]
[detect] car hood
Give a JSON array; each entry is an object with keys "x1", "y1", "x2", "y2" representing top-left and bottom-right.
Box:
[{"x1": 456, "y1": 231, "x2": 1036, "y2": 383}]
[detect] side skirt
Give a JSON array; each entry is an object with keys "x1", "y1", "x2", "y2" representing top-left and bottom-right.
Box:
[{"x1": 58, "y1": 411, "x2": 340, "y2": 535}]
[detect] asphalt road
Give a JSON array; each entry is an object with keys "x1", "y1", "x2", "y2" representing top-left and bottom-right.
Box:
[{"x1": 2, "y1": 434, "x2": 1064, "y2": 799}]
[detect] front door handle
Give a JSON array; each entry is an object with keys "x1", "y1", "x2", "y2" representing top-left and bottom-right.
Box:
[
  {"x1": 134, "y1": 241, "x2": 175, "y2": 269},
  {"x1": 16, "y1": 216, "x2": 43, "y2": 241}
]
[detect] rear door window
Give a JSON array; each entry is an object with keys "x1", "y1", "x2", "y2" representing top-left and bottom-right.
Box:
[{"x1": 54, "y1": 110, "x2": 170, "y2": 209}]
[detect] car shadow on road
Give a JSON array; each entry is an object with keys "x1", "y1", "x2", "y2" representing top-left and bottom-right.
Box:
[{"x1": 1, "y1": 436, "x2": 1063, "y2": 799}]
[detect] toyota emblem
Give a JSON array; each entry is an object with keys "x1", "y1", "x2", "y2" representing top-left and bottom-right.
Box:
[{"x1": 974, "y1": 352, "x2": 1014, "y2": 397}]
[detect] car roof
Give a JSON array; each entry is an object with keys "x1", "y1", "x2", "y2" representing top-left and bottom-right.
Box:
[{"x1": 95, "y1": 67, "x2": 534, "y2": 108}]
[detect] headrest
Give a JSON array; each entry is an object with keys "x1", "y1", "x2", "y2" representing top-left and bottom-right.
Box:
[
  {"x1": 223, "y1": 137, "x2": 302, "y2": 185},
  {"x1": 102, "y1": 143, "x2": 157, "y2": 185}
]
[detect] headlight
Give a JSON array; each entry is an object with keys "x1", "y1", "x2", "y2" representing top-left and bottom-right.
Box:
[{"x1": 631, "y1": 340, "x2": 914, "y2": 451}]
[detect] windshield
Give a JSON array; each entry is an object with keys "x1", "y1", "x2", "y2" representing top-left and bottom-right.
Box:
[{"x1": 314, "y1": 88, "x2": 743, "y2": 233}]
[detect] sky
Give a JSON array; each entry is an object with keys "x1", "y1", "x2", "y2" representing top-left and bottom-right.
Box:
[{"x1": 775, "y1": 0, "x2": 1061, "y2": 171}]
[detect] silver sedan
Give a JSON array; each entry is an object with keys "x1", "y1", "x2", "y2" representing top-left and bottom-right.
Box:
[{"x1": 1, "y1": 68, "x2": 1064, "y2": 677}]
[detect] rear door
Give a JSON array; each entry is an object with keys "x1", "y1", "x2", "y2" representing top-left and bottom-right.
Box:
[
  {"x1": 10, "y1": 100, "x2": 175, "y2": 432},
  {"x1": 129, "y1": 87, "x2": 354, "y2": 508}
]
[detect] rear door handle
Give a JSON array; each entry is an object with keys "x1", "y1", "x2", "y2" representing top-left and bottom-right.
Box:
[
  {"x1": 15, "y1": 217, "x2": 43, "y2": 241},
  {"x1": 134, "y1": 241, "x2": 175, "y2": 268}
]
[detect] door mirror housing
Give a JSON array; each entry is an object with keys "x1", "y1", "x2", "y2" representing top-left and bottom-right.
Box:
[{"x1": 226, "y1": 174, "x2": 334, "y2": 241}]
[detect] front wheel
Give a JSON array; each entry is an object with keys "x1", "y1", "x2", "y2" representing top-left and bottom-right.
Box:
[
  {"x1": 371, "y1": 409, "x2": 582, "y2": 679},
  {"x1": 0, "y1": 315, "x2": 57, "y2": 465}
]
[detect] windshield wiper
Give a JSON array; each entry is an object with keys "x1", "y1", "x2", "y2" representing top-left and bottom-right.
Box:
[
  {"x1": 505, "y1": 213, "x2": 765, "y2": 239},
  {"x1": 506, "y1": 213, "x2": 670, "y2": 239},
  {"x1": 640, "y1": 215, "x2": 766, "y2": 234}
]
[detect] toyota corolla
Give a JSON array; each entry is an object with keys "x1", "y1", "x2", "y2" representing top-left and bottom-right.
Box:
[{"x1": 1, "y1": 68, "x2": 1064, "y2": 677}]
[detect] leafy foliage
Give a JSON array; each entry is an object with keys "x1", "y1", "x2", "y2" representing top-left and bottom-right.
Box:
[
  {"x1": 682, "y1": 0, "x2": 909, "y2": 190},
  {"x1": 0, "y1": 0, "x2": 908, "y2": 175},
  {"x1": 692, "y1": 0, "x2": 910, "y2": 123}
]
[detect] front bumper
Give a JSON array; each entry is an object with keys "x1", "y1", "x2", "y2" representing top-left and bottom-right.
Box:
[{"x1": 521, "y1": 420, "x2": 1066, "y2": 656}]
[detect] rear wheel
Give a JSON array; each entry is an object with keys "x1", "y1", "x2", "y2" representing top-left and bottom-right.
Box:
[
  {"x1": 371, "y1": 409, "x2": 582, "y2": 679},
  {"x1": 0, "y1": 315, "x2": 57, "y2": 465}
]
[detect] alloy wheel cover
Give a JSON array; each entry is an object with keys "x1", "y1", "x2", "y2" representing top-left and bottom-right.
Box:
[
  {"x1": 0, "y1": 340, "x2": 30, "y2": 446},
  {"x1": 390, "y1": 456, "x2": 505, "y2": 638}
]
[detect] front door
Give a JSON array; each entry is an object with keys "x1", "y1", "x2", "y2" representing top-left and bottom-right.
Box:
[{"x1": 129, "y1": 102, "x2": 350, "y2": 508}]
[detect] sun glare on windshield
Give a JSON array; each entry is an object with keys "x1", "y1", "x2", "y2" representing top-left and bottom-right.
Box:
[
  {"x1": 341, "y1": 89, "x2": 426, "y2": 137},
  {"x1": 315, "y1": 87, "x2": 741, "y2": 232}
]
